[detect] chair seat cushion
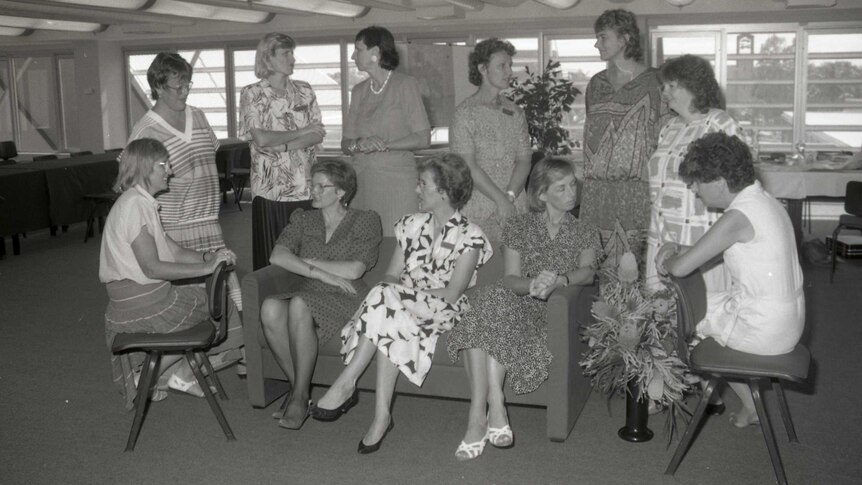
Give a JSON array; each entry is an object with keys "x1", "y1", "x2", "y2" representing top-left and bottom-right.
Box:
[
  {"x1": 691, "y1": 338, "x2": 810, "y2": 382},
  {"x1": 111, "y1": 319, "x2": 214, "y2": 353},
  {"x1": 838, "y1": 214, "x2": 862, "y2": 228}
]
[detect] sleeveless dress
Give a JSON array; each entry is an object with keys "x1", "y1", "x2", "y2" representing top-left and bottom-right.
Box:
[
  {"x1": 450, "y1": 95, "x2": 531, "y2": 242},
  {"x1": 447, "y1": 211, "x2": 600, "y2": 394},
  {"x1": 697, "y1": 181, "x2": 805, "y2": 355},
  {"x1": 339, "y1": 212, "x2": 492, "y2": 386}
]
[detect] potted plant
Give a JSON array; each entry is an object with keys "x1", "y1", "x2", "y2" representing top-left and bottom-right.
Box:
[{"x1": 507, "y1": 59, "x2": 581, "y2": 157}]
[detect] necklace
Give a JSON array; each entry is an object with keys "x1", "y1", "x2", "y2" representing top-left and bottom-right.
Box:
[{"x1": 369, "y1": 70, "x2": 392, "y2": 95}]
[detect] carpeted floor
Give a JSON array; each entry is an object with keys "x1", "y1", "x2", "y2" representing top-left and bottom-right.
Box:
[{"x1": 1, "y1": 201, "x2": 860, "y2": 485}]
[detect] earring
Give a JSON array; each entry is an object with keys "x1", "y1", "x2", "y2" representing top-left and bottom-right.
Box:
[{"x1": 371, "y1": 55, "x2": 378, "y2": 63}]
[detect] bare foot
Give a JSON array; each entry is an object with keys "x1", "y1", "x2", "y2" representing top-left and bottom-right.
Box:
[{"x1": 729, "y1": 409, "x2": 760, "y2": 428}]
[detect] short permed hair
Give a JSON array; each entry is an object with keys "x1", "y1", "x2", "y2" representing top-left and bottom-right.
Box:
[
  {"x1": 528, "y1": 156, "x2": 576, "y2": 212},
  {"x1": 679, "y1": 132, "x2": 756, "y2": 193},
  {"x1": 114, "y1": 138, "x2": 169, "y2": 192},
  {"x1": 416, "y1": 153, "x2": 473, "y2": 211},
  {"x1": 356, "y1": 26, "x2": 399, "y2": 71},
  {"x1": 311, "y1": 158, "x2": 358, "y2": 207},
  {"x1": 594, "y1": 9, "x2": 643, "y2": 62},
  {"x1": 659, "y1": 55, "x2": 724, "y2": 113},
  {"x1": 254, "y1": 33, "x2": 296, "y2": 79},
  {"x1": 468, "y1": 38, "x2": 516, "y2": 87},
  {"x1": 147, "y1": 52, "x2": 192, "y2": 101}
]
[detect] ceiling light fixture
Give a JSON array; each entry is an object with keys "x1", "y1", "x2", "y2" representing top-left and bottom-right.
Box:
[
  {"x1": 47, "y1": 0, "x2": 273, "y2": 23},
  {"x1": 445, "y1": 0, "x2": 484, "y2": 11},
  {"x1": 249, "y1": 0, "x2": 368, "y2": 17},
  {"x1": 534, "y1": 0, "x2": 580, "y2": 8},
  {"x1": 665, "y1": 0, "x2": 695, "y2": 6},
  {"x1": 0, "y1": 14, "x2": 103, "y2": 32},
  {"x1": 0, "y1": 25, "x2": 31, "y2": 36}
]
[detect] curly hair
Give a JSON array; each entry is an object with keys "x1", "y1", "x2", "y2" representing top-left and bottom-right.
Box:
[
  {"x1": 528, "y1": 156, "x2": 576, "y2": 212},
  {"x1": 147, "y1": 52, "x2": 192, "y2": 101},
  {"x1": 311, "y1": 158, "x2": 358, "y2": 206},
  {"x1": 468, "y1": 38, "x2": 516, "y2": 87},
  {"x1": 356, "y1": 26, "x2": 399, "y2": 71},
  {"x1": 416, "y1": 153, "x2": 473, "y2": 210},
  {"x1": 659, "y1": 55, "x2": 724, "y2": 113},
  {"x1": 114, "y1": 138, "x2": 169, "y2": 192},
  {"x1": 679, "y1": 132, "x2": 756, "y2": 193},
  {"x1": 594, "y1": 9, "x2": 643, "y2": 62},
  {"x1": 254, "y1": 33, "x2": 296, "y2": 79}
]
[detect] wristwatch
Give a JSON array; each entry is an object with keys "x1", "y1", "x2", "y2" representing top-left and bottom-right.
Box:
[{"x1": 349, "y1": 139, "x2": 360, "y2": 153}]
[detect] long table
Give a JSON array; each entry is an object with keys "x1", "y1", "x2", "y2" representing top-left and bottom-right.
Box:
[
  {"x1": 756, "y1": 163, "x2": 862, "y2": 245},
  {"x1": 0, "y1": 153, "x2": 120, "y2": 239}
]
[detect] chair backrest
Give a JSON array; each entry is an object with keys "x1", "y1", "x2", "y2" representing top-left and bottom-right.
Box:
[
  {"x1": 0, "y1": 140, "x2": 17, "y2": 160},
  {"x1": 845, "y1": 181, "x2": 862, "y2": 217},
  {"x1": 206, "y1": 261, "x2": 231, "y2": 340},
  {"x1": 668, "y1": 270, "x2": 708, "y2": 367},
  {"x1": 33, "y1": 154, "x2": 58, "y2": 161}
]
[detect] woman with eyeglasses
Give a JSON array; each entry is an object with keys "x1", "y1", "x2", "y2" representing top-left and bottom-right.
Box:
[
  {"x1": 126, "y1": 52, "x2": 244, "y2": 375},
  {"x1": 240, "y1": 33, "x2": 327, "y2": 271},
  {"x1": 100, "y1": 138, "x2": 239, "y2": 409},
  {"x1": 260, "y1": 158, "x2": 382, "y2": 430},
  {"x1": 343, "y1": 25, "x2": 431, "y2": 237},
  {"x1": 127, "y1": 52, "x2": 245, "y2": 373}
]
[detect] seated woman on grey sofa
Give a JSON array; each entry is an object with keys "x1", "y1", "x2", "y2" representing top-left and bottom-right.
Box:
[
  {"x1": 260, "y1": 158, "x2": 382, "y2": 429},
  {"x1": 310, "y1": 153, "x2": 492, "y2": 454},
  {"x1": 447, "y1": 157, "x2": 600, "y2": 460}
]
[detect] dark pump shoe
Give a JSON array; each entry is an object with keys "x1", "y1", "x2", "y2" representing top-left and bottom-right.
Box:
[
  {"x1": 309, "y1": 389, "x2": 359, "y2": 422},
  {"x1": 358, "y1": 419, "x2": 394, "y2": 454},
  {"x1": 706, "y1": 402, "x2": 726, "y2": 416}
]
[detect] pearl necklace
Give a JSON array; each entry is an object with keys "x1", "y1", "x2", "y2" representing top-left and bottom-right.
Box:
[{"x1": 369, "y1": 70, "x2": 392, "y2": 95}]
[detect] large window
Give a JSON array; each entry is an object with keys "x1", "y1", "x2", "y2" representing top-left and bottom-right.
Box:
[
  {"x1": 0, "y1": 54, "x2": 78, "y2": 153},
  {"x1": 652, "y1": 24, "x2": 862, "y2": 152},
  {"x1": 546, "y1": 35, "x2": 603, "y2": 150}
]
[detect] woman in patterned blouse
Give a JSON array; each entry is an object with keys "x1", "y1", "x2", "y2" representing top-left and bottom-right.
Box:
[
  {"x1": 240, "y1": 33, "x2": 326, "y2": 270},
  {"x1": 310, "y1": 154, "x2": 492, "y2": 455}
]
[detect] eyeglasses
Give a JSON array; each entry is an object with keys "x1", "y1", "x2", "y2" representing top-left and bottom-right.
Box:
[
  {"x1": 156, "y1": 160, "x2": 170, "y2": 169},
  {"x1": 164, "y1": 82, "x2": 193, "y2": 94},
  {"x1": 311, "y1": 183, "x2": 336, "y2": 192}
]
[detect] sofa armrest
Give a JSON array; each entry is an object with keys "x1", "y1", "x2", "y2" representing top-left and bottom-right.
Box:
[
  {"x1": 241, "y1": 265, "x2": 304, "y2": 407},
  {"x1": 544, "y1": 281, "x2": 598, "y2": 441}
]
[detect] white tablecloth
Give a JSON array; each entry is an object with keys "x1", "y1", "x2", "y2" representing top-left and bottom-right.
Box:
[{"x1": 756, "y1": 165, "x2": 862, "y2": 199}]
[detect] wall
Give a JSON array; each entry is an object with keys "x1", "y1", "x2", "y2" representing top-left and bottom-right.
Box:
[{"x1": 0, "y1": 0, "x2": 859, "y2": 148}]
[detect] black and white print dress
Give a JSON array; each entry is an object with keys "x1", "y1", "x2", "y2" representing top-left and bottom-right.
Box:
[{"x1": 339, "y1": 212, "x2": 492, "y2": 386}]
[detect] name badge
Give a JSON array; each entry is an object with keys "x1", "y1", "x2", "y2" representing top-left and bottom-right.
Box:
[{"x1": 501, "y1": 107, "x2": 514, "y2": 116}]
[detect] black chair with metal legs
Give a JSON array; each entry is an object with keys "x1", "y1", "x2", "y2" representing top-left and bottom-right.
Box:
[
  {"x1": 665, "y1": 270, "x2": 810, "y2": 485},
  {"x1": 830, "y1": 181, "x2": 862, "y2": 283},
  {"x1": 110, "y1": 262, "x2": 236, "y2": 451}
]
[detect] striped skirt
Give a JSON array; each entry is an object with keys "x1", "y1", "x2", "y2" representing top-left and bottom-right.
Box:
[{"x1": 104, "y1": 280, "x2": 209, "y2": 410}]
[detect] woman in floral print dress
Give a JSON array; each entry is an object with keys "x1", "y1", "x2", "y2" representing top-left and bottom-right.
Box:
[
  {"x1": 310, "y1": 154, "x2": 492, "y2": 455},
  {"x1": 240, "y1": 33, "x2": 326, "y2": 270}
]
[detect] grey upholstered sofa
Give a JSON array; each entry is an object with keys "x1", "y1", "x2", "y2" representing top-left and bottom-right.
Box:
[{"x1": 241, "y1": 237, "x2": 597, "y2": 441}]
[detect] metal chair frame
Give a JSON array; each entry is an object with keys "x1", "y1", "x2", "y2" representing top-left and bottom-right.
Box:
[
  {"x1": 110, "y1": 262, "x2": 236, "y2": 451},
  {"x1": 665, "y1": 270, "x2": 810, "y2": 485},
  {"x1": 830, "y1": 181, "x2": 862, "y2": 282}
]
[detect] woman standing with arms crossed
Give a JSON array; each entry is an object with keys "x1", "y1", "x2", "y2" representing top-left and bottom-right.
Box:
[
  {"x1": 581, "y1": 9, "x2": 670, "y2": 270},
  {"x1": 343, "y1": 25, "x2": 431, "y2": 236},
  {"x1": 240, "y1": 33, "x2": 326, "y2": 270},
  {"x1": 450, "y1": 38, "x2": 532, "y2": 242}
]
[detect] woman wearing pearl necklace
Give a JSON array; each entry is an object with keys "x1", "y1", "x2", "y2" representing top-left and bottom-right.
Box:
[{"x1": 342, "y1": 25, "x2": 431, "y2": 237}]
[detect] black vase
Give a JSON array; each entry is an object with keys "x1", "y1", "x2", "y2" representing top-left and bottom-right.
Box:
[{"x1": 618, "y1": 379, "x2": 653, "y2": 442}]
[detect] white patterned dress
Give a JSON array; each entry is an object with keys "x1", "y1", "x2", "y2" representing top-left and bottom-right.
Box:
[
  {"x1": 340, "y1": 212, "x2": 492, "y2": 386},
  {"x1": 644, "y1": 109, "x2": 743, "y2": 291},
  {"x1": 238, "y1": 78, "x2": 322, "y2": 201}
]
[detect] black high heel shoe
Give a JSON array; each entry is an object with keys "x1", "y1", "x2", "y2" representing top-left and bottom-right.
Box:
[
  {"x1": 358, "y1": 419, "x2": 394, "y2": 454},
  {"x1": 309, "y1": 388, "x2": 359, "y2": 422}
]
